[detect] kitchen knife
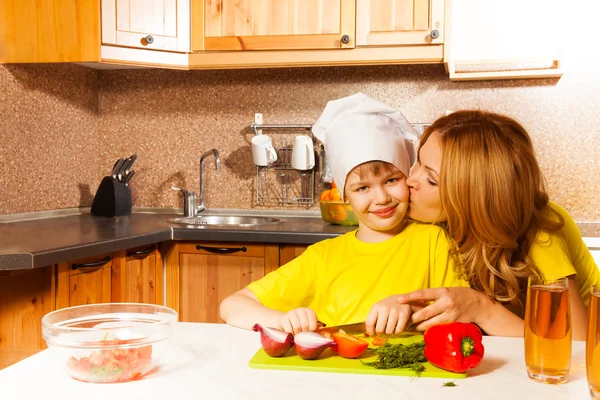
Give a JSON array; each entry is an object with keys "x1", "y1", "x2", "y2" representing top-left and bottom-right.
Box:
[
  {"x1": 316, "y1": 322, "x2": 366, "y2": 336},
  {"x1": 316, "y1": 322, "x2": 419, "y2": 337},
  {"x1": 124, "y1": 170, "x2": 135, "y2": 185},
  {"x1": 122, "y1": 154, "x2": 138, "y2": 175},
  {"x1": 111, "y1": 158, "x2": 125, "y2": 179}
]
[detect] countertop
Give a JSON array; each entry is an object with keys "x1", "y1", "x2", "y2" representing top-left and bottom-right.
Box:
[
  {"x1": 0, "y1": 322, "x2": 590, "y2": 400},
  {"x1": 1, "y1": 208, "x2": 599, "y2": 271},
  {"x1": 0, "y1": 208, "x2": 354, "y2": 270}
]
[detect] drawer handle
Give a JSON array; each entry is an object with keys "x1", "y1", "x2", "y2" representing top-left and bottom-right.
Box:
[
  {"x1": 71, "y1": 256, "x2": 111, "y2": 270},
  {"x1": 127, "y1": 246, "x2": 156, "y2": 258},
  {"x1": 195, "y1": 245, "x2": 247, "y2": 254}
]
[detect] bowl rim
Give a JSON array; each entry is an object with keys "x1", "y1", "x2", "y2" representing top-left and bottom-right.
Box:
[{"x1": 42, "y1": 303, "x2": 177, "y2": 330}]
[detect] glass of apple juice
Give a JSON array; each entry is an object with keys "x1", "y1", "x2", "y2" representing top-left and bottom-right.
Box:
[
  {"x1": 587, "y1": 286, "x2": 600, "y2": 398},
  {"x1": 524, "y1": 276, "x2": 571, "y2": 384}
]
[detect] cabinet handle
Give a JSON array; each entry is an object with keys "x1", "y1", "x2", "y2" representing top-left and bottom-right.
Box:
[
  {"x1": 144, "y1": 35, "x2": 154, "y2": 44},
  {"x1": 127, "y1": 246, "x2": 156, "y2": 258},
  {"x1": 341, "y1": 35, "x2": 350, "y2": 44},
  {"x1": 430, "y1": 30, "x2": 440, "y2": 39},
  {"x1": 71, "y1": 256, "x2": 111, "y2": 270},
  {"x1": 195, "y1": 245, "x2": 247, "y2": 254}
]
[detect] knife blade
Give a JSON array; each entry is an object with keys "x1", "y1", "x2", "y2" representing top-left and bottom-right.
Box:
[
  {"x1": 315, "y1": 322, "x2": 366, "y2": 336},
  {"x1": 316, "y1": 322, "x2": 420, "y2": 337}
]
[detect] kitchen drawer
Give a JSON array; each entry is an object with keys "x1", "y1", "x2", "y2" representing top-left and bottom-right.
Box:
[
  {"x1": 68, "y1": 254, "x2": 112, "y2": 276},
  {"x1": 177, "y1": 242, "x2": 266, "y2": 258}
]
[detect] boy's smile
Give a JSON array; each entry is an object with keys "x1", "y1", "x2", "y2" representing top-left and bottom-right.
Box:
[{"x1": 344, "y1": 164, "x2": 409, "y2": 243}]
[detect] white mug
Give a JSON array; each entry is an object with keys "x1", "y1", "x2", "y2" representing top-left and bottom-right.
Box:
[
  {"x1": 251, "y1": 135, "x2": 278, "y2": 166},
  {"x1": 291, "y1": 135, "x2": 315, "y2": 170}
]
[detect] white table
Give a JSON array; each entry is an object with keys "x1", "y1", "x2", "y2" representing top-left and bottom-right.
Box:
[{"x1": 0, "y1": 323, "x2": 591, "y2": 400}]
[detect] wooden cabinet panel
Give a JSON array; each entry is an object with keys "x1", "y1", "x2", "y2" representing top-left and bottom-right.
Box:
[
  {"x1": 111, "y1": 245, "x2": 163, "y2": 305},
  {"x1": 0, "y1": 0, "x2": 99, "y2": 63},
  {"x1": 199, "y1": 0, "x2": 356, "y2": 51},
  {"x1": 56, "y1": 254, "x2": 112, "y2": 309},
  {"x1": 279, "y1": 244, "x2": 309, "y2": 266},
  {"x1": 165, "y1": 241, "x2": 279, "y2": 323},
  {"x1": 356, "y1": 0, "x2": 444, "y2": 46},
  {"x1": 0, "y1": 268, "x2": 54, "y2": 351},
  {"x1": 68, "y1": 267, "x2": 111, "y2": 307},
  {"x1": 102, "y1": 0, "x2": 191, "y2": 52}
]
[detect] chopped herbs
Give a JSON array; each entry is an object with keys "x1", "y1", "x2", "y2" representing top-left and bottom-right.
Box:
[
  {"x1": 443, "y1": 381, "x2": 458, "y2": 387},
  {"x1": 363, "y1": 341, "x2": 427, "y2": 370}
]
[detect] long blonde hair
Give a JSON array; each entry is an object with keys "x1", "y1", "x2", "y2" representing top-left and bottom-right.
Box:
[{"x1": 422, "y1": 110, "x2": 563, "y2": 306}]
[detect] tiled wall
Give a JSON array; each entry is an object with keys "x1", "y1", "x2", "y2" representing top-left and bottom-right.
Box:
[{"x1": 1, "y1": 52, "x2": 599, "y2": 221}]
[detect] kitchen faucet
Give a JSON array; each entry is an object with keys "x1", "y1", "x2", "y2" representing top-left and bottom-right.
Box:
[{"x1": 198, "y1": 149, "x2": 221, "y2": 213}]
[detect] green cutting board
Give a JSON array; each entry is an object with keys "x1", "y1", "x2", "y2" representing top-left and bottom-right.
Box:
[{"x1": 249, "y1": 333, "x2": 467, "y2": 379}]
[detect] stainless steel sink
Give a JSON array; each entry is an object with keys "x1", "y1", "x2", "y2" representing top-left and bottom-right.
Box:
[{"x1": 167, "y1": 215, "x2": 283, "y2": 227}]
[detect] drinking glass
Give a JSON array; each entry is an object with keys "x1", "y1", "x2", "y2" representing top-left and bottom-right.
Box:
[
  {"x1": 587, "y1": 286, "x2": 600, "y2": 399},
  {"x1": 524, "y1": 276, "x2": 571, "y2": 384}
]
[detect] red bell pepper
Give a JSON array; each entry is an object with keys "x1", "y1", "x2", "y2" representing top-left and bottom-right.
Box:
[{"x1": 423, "y1": 322, "x2": 485, "y2": 373}]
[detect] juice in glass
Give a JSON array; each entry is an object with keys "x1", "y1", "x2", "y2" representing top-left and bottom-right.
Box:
[
  {"x1": 524, "y1": 277, "x2": 571, "y2": 384},
  {"x1": 586, "y1": 289, "x2": 600, "y2": 399}
]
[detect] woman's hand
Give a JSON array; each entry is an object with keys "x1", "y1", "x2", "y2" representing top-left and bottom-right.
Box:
[
  {"x1": 280, "y1": 307, "x2": 319, "y2": 334},
  {"x1": 365, "y1": 295, "x2": 416, "y2": 337},
  {"x1": 397, "y1": 287, "x2": 489, "y2": 331}
]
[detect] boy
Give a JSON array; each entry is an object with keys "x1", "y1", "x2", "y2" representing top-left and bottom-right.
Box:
[{"x1": 220, "y1": 93, "x2": 468, "y2": 336}]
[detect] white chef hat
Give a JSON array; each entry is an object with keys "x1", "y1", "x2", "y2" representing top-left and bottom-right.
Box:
[{"x1": 312, "y1": 93, "x2": 418, "y2": 200}]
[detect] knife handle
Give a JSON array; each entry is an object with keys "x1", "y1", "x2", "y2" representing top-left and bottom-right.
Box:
[{"x1": 124, "y1": 170, "x2": 135, "y2": 185}]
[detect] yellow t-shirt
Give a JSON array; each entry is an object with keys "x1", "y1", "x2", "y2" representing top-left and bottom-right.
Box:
[
  {"x1": 529, "y1": 202, "x2": 600, "y2": 306},
  {"x1": 247, "y1": 223, "x2": 469, "y2": 326}
]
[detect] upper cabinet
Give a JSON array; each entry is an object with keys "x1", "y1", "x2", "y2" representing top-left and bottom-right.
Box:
[
  {"x1": 445, "y1": 0, "x2": 563, "y2": 81},
  {"x1": 0, "y1": 0, "x2": 99, "y2": 63},
  {"x1": 101, "y1": 0, "x2": 191, "y2": 52},
  {"x1": 356, "y1": 0, "x2": 444, "y2": 46},
  {"x1": 198, "y1": 0, "x2": 356, "y2": 51}
]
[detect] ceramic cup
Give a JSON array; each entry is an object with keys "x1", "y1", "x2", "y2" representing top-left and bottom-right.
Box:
[
  {"x1": 291, "y1": 135, "x2": 315, "y2": 171},
  {"x1": 251, "y1": 135, "x2": 278, "y2": 166}
]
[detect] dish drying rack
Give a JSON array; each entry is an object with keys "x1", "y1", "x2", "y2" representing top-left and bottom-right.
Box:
[{"x1": 251, "y1": 114, "x2": 316, "y2": 207}]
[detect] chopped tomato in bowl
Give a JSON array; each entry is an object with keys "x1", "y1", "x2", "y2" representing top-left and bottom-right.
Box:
[{"x1": 42, "y1": 303, "x2": 177, "y2": 383}]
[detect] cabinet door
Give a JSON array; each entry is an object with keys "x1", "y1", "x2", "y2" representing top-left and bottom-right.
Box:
[
  {"x1": 102, "y1": 0, "x2": 191, "y2": 52},
  {"x1": 111, "y1": 245, "x2": 163, "y2": 305},
  {"x1": 0, "y1": 268, "x2": 54, "y2": 351},
  {"x1": 279, "y1": 244, "x2": 309, "y2": 266},
  {"x1": 56, "y1": 255, "x2": 112, "y2": 308},
  {"x1": 0, "y1": 0, "x2": 99, "y2": 63},
  {"x1": 445, "y1": 0, "x2": 563, "y2": 81},
  {"x1": 356, "y1": 0, "x2": 444, "y2": 46},
  {"x1": 200, "y1": 0, "x2": 356, "y2": 51},
  {"x1": 165, "y1": 242, "x2": 278, "y2": 323}
]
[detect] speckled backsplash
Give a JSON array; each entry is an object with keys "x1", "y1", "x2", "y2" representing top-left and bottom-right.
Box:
[{"x1": 1, "y1": 50, "x2": 600, "y2": 221}]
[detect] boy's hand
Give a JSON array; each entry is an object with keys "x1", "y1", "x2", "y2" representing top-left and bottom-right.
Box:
[
  {"x1": 365, "y1": 295, "x2": 412, "y2": 337},
  {"x1": 280, "y1": 307, "x2": 319, "y2": 334}
]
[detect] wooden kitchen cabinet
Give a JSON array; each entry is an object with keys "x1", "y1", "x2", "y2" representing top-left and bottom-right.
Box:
[
  {"x1": 0, "y1": 0, "x2": 99, "y2": 63},
  {"x1": 111, "y1": 244, "x2": 164, "y2": 305},
  {"x1": 0, "y1": 267, "x2": 54, "y2": 353},
  {"x1": 55, "y1": 254, "x2": 112, "y2": 309},
  {"x1": 164, "y1": 241, "x2": 279, "y2": 323},
  {"x1": 279, "y1": 244, "x2": 309, "y2": 266},
  {"x1": 196, "y1": 0, "x2": 356, "y2": 51},
  {"x1": 101, "y1": 0, "x2": 191, "y2": 52},
  {"x1": 356, "y1": 0, "x2": 444, "y2": 46}
]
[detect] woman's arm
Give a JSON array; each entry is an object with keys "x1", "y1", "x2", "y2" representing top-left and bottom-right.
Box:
[
  {"x1": 220, "y1": 288, "x2": 286, "y2": 330},
  {"x1": 397, "y1": 287, "x2": 525, "y2": 337}
]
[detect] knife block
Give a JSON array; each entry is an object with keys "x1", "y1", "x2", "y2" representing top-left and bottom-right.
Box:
[{"x1": 91, "y1": 176, "x2": 132, "y2": 217}]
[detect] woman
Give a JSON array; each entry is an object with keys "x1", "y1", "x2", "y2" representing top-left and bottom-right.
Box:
[{"x1": 399, "y1": 110, "x2": 598, "y2": 340}]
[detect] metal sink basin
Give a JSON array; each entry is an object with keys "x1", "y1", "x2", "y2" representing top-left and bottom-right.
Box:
[{"x1": 167, "y1": 215, "x2": 283, "y2": 227}]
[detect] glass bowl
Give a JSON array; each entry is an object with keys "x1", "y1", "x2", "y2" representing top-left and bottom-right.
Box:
[
  {"x1": 319, "y1": 200, "x2": 359, "y2": 226},
  {"x1": 42, "y1": 303, "x2": 178, "y2": 383}
]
